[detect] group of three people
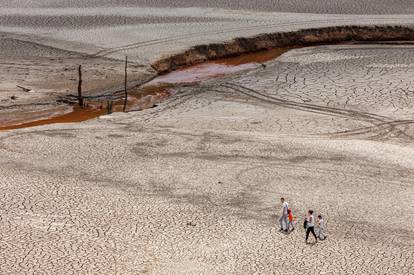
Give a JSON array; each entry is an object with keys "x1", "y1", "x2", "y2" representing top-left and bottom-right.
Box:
[{"x1": 278, "y1": 198, "x2": 325, "y2": 244}]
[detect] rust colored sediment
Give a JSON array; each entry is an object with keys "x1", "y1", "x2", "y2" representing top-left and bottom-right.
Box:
[
  {"x1": 0, "y1": 87, "x2": 171, "y2": 131},
  {"x1": 152, "y1": 25, "x2": 414, "y2": 73},
  {"x1": 145, "y1": 47, "x2": 295, "y2": 86},
  {"x1": 214, "y1": 47, "x2": 297, "y2": 66},
  {"x1": 0, "y1": 106, "x2": 106, "y2": 131}
]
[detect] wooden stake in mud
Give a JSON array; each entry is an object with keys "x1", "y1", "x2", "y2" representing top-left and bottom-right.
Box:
[
  {"x1": 123, "y1": 56, "x2": 128, "y2": 112},
  {"x1": 78, "y1": 65, "x2": 84, "y2": 108},
  {"x1": 107, "y1": 100, "x2": 113, "y2": 114}
]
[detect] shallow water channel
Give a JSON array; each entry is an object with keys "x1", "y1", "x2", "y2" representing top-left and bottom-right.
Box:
[{"x1": 0, "y1": 48, "x2": 292, "y2": 131}]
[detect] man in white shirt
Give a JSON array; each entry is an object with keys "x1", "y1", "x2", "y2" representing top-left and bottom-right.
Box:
[{"x1": 279, "y1": 197, "x2": 289, "y2": 232}]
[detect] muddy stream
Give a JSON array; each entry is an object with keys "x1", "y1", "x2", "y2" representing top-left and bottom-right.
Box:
[{"x1": 0, "y1": 48, "x2": 291, "y2": 131}]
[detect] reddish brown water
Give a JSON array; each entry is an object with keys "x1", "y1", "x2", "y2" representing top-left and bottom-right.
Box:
[
  {"x1": 216, "y1": 47, "x2": 295, "y2": 66},
  {"x1": 0, "y1": 87, "x2": 173, "y2": 131},
  {"x1": 0, "y1": 106, "x2": 106, "y2": 131},
  {"x1": 146, "y1": 48, "x2": 293, "y2": 86},
  {"x1": 0, "y1": 47, "x2": 292, "y2": 131}
]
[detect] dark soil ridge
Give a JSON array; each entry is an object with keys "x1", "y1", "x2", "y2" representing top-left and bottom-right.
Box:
[{"x1": 151, "y1": 25, "x2": 414, "y2": 73}]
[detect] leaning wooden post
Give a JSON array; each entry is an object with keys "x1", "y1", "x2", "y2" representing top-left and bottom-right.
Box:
[
  {"x1": 78, "y1": 65, "x2": 84, "y2": 108},
  {"x1": 123, "y1": 56, "x2": 128, "y2": 112},
  {"x1": 107, "y1": 100, "x2": 113, "y2": 114}
]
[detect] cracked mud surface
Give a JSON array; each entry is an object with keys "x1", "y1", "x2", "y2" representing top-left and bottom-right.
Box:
[{"x1": 0, "y1": 44, "x2": 413, "y2": 274}]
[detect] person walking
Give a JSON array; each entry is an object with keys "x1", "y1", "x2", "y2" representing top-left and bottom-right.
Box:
[
  {"x1": 305, "y1": 210, "x2": 318, "y2": 244},
  {"x1": 317, "y1": 214, "x2": 326, "y2": 240},
  {"x1": 279, "y1": 198, "x2": 289, "y2": 232}
]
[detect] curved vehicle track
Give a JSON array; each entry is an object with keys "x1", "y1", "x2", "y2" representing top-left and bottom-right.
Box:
[
  {"x1": 217, "y1": 82, "x2": 414, "y2": 142},
  {"x1": 91, "y1": 17, "x2": 413, "y2": 57}
]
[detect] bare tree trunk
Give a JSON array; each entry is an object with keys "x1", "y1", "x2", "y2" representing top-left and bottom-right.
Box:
[
  {"x1": 78, "y1": 65, "x2": 83, "y2": 108},
  {"x1": 123, "y1": 56, "x2": 128, "y2": 112}
]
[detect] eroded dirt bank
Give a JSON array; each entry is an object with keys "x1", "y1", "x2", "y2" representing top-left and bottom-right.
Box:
[{"x1": 153, "y1": 25, "x2": 414, "y2": 73}]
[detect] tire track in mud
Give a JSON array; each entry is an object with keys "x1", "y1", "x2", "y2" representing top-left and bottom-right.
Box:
[
  {"x1": 217, "y1": 82, "x2": 414, "y2": 141},
  {"x1": 91, "y1": 19, "x2": 329, "y2": 57},
  {"x1": 90, "y1": 17, "x2": 408, "y2": 57},
  {"x1": 328, "y1": 120, "x2": 414, "y2": 141},
  {"x1": 139, "y1": 91, "x2": 196, "y2": 122}
]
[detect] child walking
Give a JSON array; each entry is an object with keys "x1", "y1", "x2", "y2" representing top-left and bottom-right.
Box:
[
  {"x1": 317, "y1": 214, "x2": 326, "y2": 240},
  {"x1": 287, "y1": 208, "x2": 295, "y2": 232}
]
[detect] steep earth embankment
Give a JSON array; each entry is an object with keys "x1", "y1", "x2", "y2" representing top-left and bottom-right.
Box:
[{"x1": 153, "y1": 25, "x2": 414, "y2": 73}]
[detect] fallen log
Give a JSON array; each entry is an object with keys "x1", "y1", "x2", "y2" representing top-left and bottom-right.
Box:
[{"x1": 16, "y1": 85, "x2": 31, "y2": 92}]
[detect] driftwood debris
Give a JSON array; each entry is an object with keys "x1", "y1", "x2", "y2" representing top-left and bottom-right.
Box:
[
  {"x1": 57, "y1": 70, "x2": 159, "y2": 107},
  {"x1": 16, "y1": 85, "x2": 31, "y2": 92}
]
